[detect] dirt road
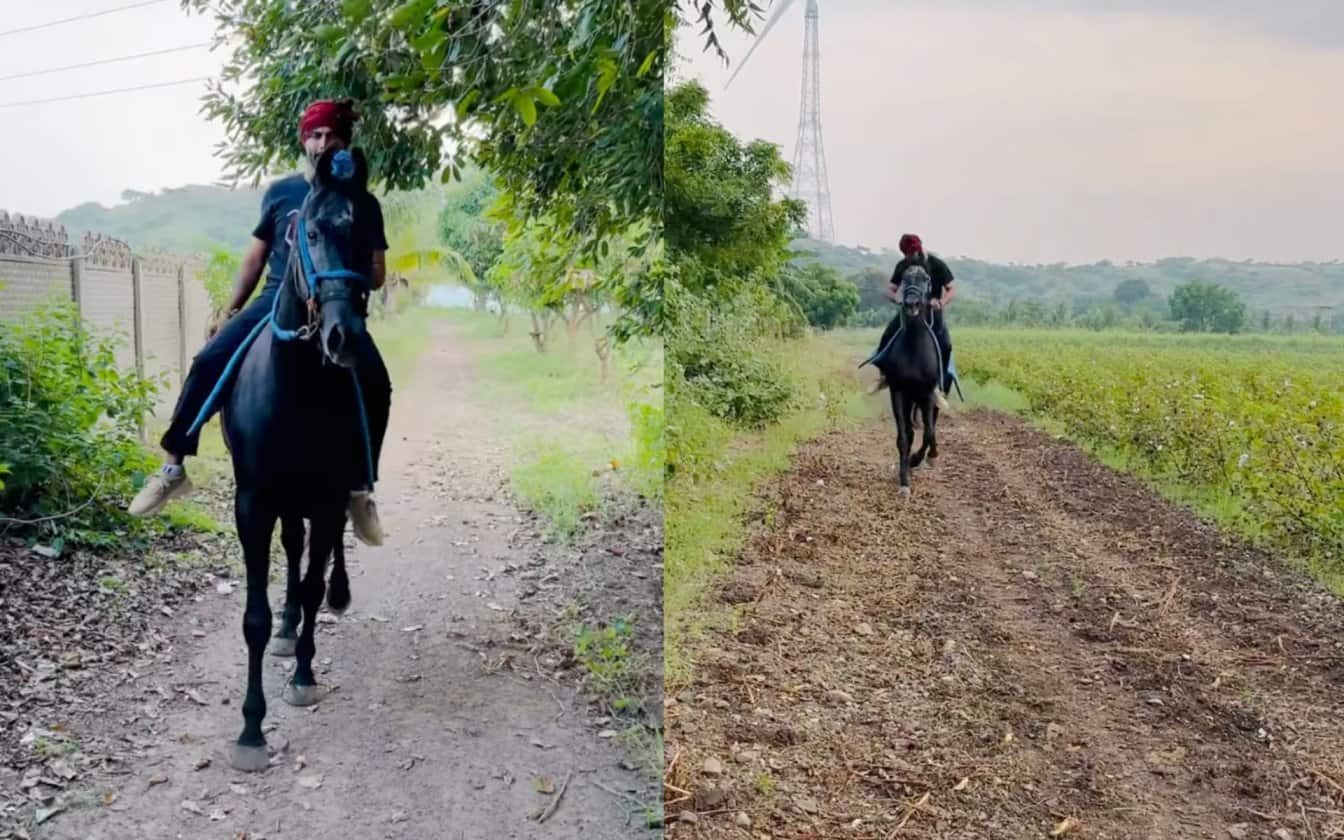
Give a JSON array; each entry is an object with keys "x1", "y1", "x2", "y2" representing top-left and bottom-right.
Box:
[
  {"x1": 666, "y1": 409, "x2": 1344, "y2": 839},
  {"x1": 34, "y1": 320, "x2": 651, "y2": 839}
]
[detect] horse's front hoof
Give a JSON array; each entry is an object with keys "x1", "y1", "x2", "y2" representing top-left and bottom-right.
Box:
[
  {"x1": 230, "y1": 743, "x2": 270, "y2": 773},
  {"x1": 898, "y1": 486, "x2": 912, "y2": 497},
  {"x1": 283, "y1": 682, "x2": 325, "y2": 707},
  {"x1": 270, "y1": 637, "x2": 297, "y2": 658}
]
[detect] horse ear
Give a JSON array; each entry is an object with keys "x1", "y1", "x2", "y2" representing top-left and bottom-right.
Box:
[
  {"x1": 314, "y1": 146, "x2": 338, "y2": 187},
  {"x1": 349, "y1": 147, "x2": 370, "y2": 191}
]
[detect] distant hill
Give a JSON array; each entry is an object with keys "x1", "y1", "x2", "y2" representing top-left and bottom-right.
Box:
[
  {"x1": 790, "y1": 238, "x2": 1344, "y2": 319},
  {"x1": 56, "y1": 183, "x2": 270, "y2": 255}
]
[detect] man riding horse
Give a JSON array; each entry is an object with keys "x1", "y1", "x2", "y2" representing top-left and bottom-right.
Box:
[
  {"x1": 870, "y1": 233, "x2": 958, "y2": 407},
  {"x1": 128, "y1": 100, "x2": 391, "y2": 546}
]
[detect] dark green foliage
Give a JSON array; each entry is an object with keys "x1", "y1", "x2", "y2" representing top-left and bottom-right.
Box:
[
  {"x1": 780, "y1": 262, "x2": 859, "y2": 329},
  {"x1": 0, "y1": 301, "x2": 161, "y2": 545},
  {"x1": 1169, "y1": 281, "x2": 1248, "y2": 334},
  {"x1": 665, "y1": 78, "x2": 806, "y2": 431},
  {"x1": 179, "y1": 0, "x2": 663, "y2": 262}
]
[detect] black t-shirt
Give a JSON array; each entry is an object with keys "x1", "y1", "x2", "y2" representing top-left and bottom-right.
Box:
[
  {"x1": 890, "y1": 252, "x2": 955, "y2": 299},
  {"x1": 250, "y1": 174, "x2": 389, "y2": 286}
]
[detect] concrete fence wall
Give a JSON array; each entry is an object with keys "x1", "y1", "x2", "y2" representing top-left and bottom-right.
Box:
[{"x1": 0, "y1": 209, "x2": 215, "y2": 422}]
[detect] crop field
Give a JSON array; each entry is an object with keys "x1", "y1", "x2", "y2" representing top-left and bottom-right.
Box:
[{"x1": 839, "y1": 327, "x2": 1344, "y2": 581}]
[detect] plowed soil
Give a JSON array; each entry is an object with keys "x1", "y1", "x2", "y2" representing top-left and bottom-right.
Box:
[{"x1": 665, "y1": 409, "x2": 1344, "y2": 839}]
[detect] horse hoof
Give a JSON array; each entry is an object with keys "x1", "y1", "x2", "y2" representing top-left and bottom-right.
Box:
[
  {"x1": 898, "y1": 486, "x2": 911, "y2": 497},
  {"x1": 326, "y1": 590, "x2": 351, "y2": 615},
  {"x1": 283, "y1": 682, "x2": 325, "y2": 707},
  {"x1": 270, "y1": 637, "x2": 297, "y2": 658},
  {"x1": 230, "y1": 743, "x2": 270, "y2": 773}
]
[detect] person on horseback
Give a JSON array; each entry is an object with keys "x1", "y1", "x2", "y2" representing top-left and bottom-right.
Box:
[
  {"x1": 870, "y1": 233, "x2": 958, "y2": 407},
  {"x1": 128, "y1": 99, "x2": 391, "y2": 547}
]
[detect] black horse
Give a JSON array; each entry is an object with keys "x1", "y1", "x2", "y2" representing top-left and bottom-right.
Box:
[
  {"x1": 221, "y1": 147, "x2": 373, "y2": 772},
  {"x1": 868, "y1": 265, "x2": 944, "y2": 495}
]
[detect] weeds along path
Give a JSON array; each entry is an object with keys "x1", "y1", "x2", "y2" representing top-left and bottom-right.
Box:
[
  {"x1": 666, "y1": 408, "x2": 1344, "y2": 839},
  {"x1": 38, "y1": 318, "x2": 649, "y2": 840}
]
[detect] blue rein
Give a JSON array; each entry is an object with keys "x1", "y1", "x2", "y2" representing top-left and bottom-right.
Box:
[{"x1": 184, "y1": 215, "x2": 377, "y2": 488}]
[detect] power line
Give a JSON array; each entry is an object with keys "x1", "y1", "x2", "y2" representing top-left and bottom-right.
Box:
[
  {"x1": 0, "y1": 0, "x2": 171, "y2": 39},
  {"x1": 0, "y1": 77, "x2": 211, "y2": 109},
  {"x1": 0, "y1": 42, "x2": 212, "y2": 83}
]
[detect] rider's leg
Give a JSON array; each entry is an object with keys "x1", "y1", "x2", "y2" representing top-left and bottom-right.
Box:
[
  {"x1": 347, "y1": 330, "x2": 390, "y2": 546},
  {"x1": 932, "y1": 314, "x2": 952, "y2": 410},
  {"x1": 869, "y1": 314, "x2": 903, "y2": 394},
  {"x1": 130, "y1": 286, "x2": 277, "y2": 516}
]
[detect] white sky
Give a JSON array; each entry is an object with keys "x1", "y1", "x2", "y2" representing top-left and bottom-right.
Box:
[
  {"x1": 0, "y1": 0, "x2": 231, "y2": 219},
  {"x1": 674, "y1": 0, "x2": 1344, "y2": 264},
  {"x1": 3, "y1": 2, "x2": 1342, "y2": 266}
]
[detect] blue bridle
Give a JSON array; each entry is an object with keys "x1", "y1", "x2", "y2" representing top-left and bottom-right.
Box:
[{"x1": 271, "y1": 212, "x2": 371, "y2": 343}]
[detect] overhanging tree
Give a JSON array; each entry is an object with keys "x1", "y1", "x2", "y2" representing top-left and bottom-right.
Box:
[{"x1": 182, "y1": 0, "x2": 664, "y2": 339}]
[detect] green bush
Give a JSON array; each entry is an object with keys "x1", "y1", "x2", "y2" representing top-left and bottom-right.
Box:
[
  {"x1": 0, "y1": 300, "x2": 162, "y2": 544},
  {"x1": 667, "y1": 280, "x2": 797, "y2": 430}
]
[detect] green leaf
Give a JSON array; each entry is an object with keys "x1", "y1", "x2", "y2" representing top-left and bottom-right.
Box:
[
  {"x1": 637, "y1": 49, "x2": 657, "y2": 78},
  {"x1": 314, "y1": 24, "x2": 344, "y2": 43},
  {"x1": 455, "y1": 89, "x2": 480, "y2": 120},
  {"x1": 513, "y1": 92, "x2": 537, "y2": 126},
  {"x1": 533, "y1": 86, "x2": 561, "y2": 108},
  {"x1": 388, "y1": 0, "x2": 432, "y2": 29},
  {"x1": 343, "y1": 0, "x2": 373, "y2": 20}
]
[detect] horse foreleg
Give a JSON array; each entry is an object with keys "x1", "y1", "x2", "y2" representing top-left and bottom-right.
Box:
[
  {"x1": 912, "y1": 397, "x2": 936, "y2": 468},
  {"x1": 890, "y1": 391, "x2": 913, "y2": 495},
  {"x1": 271, "y1": 516, "x2": 305, "y2": 657},
  {"x1": 326, "y1": 515, "x2": 351, "y2": 614},
  {"x1": 284, "y1": 512, "x2": 337, "y2": 708},
  {"x1": 231, "y1": 491, "x2": 276, "y2": 772}
]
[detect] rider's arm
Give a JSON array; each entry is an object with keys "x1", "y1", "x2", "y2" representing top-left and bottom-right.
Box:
[
  {"x1": 371, "y1": 250, "x2": 386, "y2": 291},
  {"x1": 931, "y1": 255, "x2": 956, "y2": 307},
  {"x1": 364, "y1": 195, "x2": 389, "y2": 291},
  {"x1": 885, "y1": 257, "x2": 909, "y2": 301},
  {"x1": 226, "y1": 237, "x2": 270, "y2": 313}
]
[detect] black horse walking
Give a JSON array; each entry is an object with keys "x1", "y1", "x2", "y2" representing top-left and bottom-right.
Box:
[
  {"x1": 865, "y1": 265, "x2": 944, "y2": 495},
  {"x1": 221, "y1": 147, "x2": 374, "y2": 771}
]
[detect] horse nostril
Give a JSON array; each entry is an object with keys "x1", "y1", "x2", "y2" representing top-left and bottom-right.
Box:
[{"x1": 327, "y1": 325, "x2": 345, "y2": 356}]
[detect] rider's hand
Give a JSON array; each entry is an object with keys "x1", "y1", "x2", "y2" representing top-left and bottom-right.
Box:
[
  {"x1": 884, "y1": 284, "x2": 901, "y2": 302},
  {"x1": 207, "y1": 308, "x2": 237, "y2": 340},
  {"x1": 929, "y1": 298, "x2": 943, "y2": 310}
]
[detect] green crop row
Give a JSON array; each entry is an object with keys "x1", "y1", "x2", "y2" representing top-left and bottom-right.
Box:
[{"x1": 956, "y1": 330, "x2": 1344, "y2": 571}]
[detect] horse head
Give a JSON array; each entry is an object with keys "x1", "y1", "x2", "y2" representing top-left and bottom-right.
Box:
[
  {"x1": 899, "y1": 264, "x2": 933, "y2": 322},
  {"x1": 282, "y1": 146, "x2": 373, "y2": 367}
]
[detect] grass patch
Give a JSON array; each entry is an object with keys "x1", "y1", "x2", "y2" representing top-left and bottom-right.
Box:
[
  {"x1": 664, "y1": 333, "x2": 881, "y2": 688},
  {"x1": 510, "y1": 447, "x2": 603, "y2": 540},
  {"x1": 432, "y1": 305, "x2": 663, "y2": 535},
  {"x1": 573, "y1": 617, "x2": 640, "y2": 714}
]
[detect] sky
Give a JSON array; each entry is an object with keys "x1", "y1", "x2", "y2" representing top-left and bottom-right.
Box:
[
  {"x1": 674, "y1": 0, "x2": 1344, "y2": 264},
  {"x1": 0, "y1": 1, "x2": 232, "y2": 219}
]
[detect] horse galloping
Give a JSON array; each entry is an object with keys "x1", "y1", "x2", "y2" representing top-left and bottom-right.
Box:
[{"x1": 869, "y1": 265, "x2": 945, "y2": 495}]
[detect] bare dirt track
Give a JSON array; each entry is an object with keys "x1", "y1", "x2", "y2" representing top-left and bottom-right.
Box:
[
  {"x1": 665, "y1": 408, "x2": 1344, "y2": 839},
  {"x1": 6, "y1": 319, "x2": 656, "y2": 840}
]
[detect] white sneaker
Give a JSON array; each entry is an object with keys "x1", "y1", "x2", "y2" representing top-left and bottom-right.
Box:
[
  {"x1": 348, "y1": 490, "x2": 384, "y2": 546},
  {"x1": 934, "y1": 388, "x2": 950, "y2": 411},
  {"x1": 128, "y1": 468, "x2": 193, "y2": 516}
]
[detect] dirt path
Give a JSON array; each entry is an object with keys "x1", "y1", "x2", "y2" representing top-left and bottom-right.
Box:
[
  {"x1": 666, "y1": 409, "x2": 1344, "y2": 839},
  {"x1": 36, "y1": 319, "x2": 649, "y2": 839}
]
